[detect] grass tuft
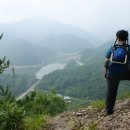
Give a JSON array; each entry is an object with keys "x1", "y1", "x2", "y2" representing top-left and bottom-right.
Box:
[{"x1": 90, "y1": 99, "x2": 105, "y2": 109}]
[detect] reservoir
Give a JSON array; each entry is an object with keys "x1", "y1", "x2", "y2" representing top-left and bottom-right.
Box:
[{"x1": 35, "y1": 63, "x2": 66, "y2": 79}]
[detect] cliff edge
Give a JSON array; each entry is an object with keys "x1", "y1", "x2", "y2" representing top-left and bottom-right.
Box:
[{"x1": 49, "y1": 98, "x2": 130, "y2": 130}]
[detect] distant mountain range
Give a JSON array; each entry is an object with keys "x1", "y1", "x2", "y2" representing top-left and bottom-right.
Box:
[
  {"x1": 0, "y1": 38, "x2": 56, "y2": 65},
  {"x1": 0, "y1": 17, "x2": 103, "y2": 65},
  {"x1": 40, "y1": 34, "x2": 93, "y2": 52},
  {"x1": 0, "y1": 17, "x2": 102, "y2": 45}
]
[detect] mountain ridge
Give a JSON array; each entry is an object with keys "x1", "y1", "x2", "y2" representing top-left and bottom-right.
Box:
[
  {"x1": 0, "y1": 17, "x2": 102, "y2": 45},
  {"x1": 0, "y1": 38, "x2": 56, "y2": 65}
]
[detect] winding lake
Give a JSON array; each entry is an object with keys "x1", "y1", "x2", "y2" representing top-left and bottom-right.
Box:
[{"x1": 35, "y1": 63, "x2": 66, "y2": 79}]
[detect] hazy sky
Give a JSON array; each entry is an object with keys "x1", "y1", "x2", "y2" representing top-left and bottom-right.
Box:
[{"x1": 0, "y1": 0, "x2": 130, "y2": 39}]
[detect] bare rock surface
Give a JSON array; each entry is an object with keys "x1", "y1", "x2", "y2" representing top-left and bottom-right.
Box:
[{"x1": 49, "y1": 98, "x2": 130, "y2": 130}]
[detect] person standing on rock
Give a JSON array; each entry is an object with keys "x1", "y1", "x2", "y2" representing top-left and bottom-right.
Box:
[{"x1": 104, "y1": 30, "x2": 130, "y2": 115}]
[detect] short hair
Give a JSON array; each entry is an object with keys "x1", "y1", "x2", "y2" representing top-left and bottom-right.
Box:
[{"x1": 116, "y1": 30, "x2": 128, "y2": 41}]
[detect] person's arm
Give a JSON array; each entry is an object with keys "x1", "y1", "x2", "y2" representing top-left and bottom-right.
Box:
[
  {"x1": 104, "y1": 47, "x2": 112, "y2": 68},
  {"x1": 104, "y1": 47, "x2": 112, "y2": 78},
  {"x1": 106, "y1": 46, "x2": 112, "y2": 59}
]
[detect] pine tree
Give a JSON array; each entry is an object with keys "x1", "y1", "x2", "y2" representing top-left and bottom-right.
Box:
[{"x1": 0, "y1": 33, "x2": 10, "y2": 74}]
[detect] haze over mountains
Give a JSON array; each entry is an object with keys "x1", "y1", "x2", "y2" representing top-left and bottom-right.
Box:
[
  {"x1": 0, "y1": 17, "x2": 102, "y2": 44},
  {"x1": 0, "y1": 38, "x2": 56, "y2": 65},
  {"x1": 0, "y1": 17, "x2": 103, "y2": 65},
  {"x1": 1, "y1": 17, "x2": 130, "y2": 100}
]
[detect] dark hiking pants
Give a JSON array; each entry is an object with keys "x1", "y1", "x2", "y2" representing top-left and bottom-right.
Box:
[{"x1": 106, "y1": 79, "x2": 120, "y2": 113}]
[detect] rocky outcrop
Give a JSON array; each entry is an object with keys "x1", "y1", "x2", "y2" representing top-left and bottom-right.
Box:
[{"x1": 49, "y1": 98, "x2": 130, "y2": 130}]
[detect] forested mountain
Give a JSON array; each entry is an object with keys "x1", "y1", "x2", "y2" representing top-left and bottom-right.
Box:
[
  {"x1": 0, "y1": 73, "x2": 37, "y2": 96},
  {"x1": 37, "y1": 41, "x2": 130, "y2": 99},
  {"x1": 0, "y1": 38, "x2": 56, "y2": 65}
]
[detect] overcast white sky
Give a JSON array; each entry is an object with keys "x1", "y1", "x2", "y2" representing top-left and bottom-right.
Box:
[{"x1": 0, "y1": 0, "x2": 130, "y2": 39}]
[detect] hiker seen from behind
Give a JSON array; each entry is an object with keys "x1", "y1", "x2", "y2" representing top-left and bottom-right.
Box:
[{"x1": 104, "y1": 29, "x2": 130, "y2": 115}]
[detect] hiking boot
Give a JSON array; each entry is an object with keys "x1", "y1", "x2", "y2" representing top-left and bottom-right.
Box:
[
  {"x1": 105, "y1": 109, "x2": 113, "y2": 115},
  {"x1": 106, "y1": 110, "x2": 113, "y2": 115}
]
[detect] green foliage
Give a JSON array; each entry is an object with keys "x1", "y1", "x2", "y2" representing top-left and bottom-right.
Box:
[
  {"x1": 0, "y1": 36, "x2": 54, "y2": 130},
  {"x1": 46, "y1": 90, "x2": 67, "y2": 115},
  {"x1": 0, "y1": 85, "x2": 15, "y2": 103},
  {"x1": 38, "y1": 63, "x2": 107, "y2": 99},
  {"x1": 24, "y1": 114, "x2": 49, "y2": 130},
  {"x1": 0, "y1": 102, "x2": 24, "y2": 130},
  {"x1": 0, "y1": 39, "x2": 24, "y2": 129},
  {"x1": 0, "y1": 85, "x2": 24, "y2": 130},
  {"x1": 0, "y1": 55, "x2": 66, "y2": 129},
  {"x1": 19, "y1": 89, "x2": 67, "y2": 116},
  {"x1": 37, "y1": 44, "x2": 107, "y2": 100},
  {"x1": 90, "y1": 100, "x2": 105, "y2": 109},
  {"x1": 65, "y1": 59, "x2": 79, "y2": 69},
  {"x1": 0, "y1": 73, "x2": 37, "y2": 96},
  {"x1": 0, "y1": 56, "x2": 10, "y2": 74},
  {"x1": 0, "y1": 87, "x2": 67, "y2": 130},
  {"x1": 15, "y1": 74, "x2": 37, "y2": 96}
]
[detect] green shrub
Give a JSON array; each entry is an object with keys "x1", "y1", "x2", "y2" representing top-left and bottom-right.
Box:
[
  {"x1": 24, "y1": 114, "x2": 49, "y2": 130},
  {"x1": 0, "y1": 85, "x2": 15, "y2": 104},
  {"x1": 0, "y1": 79, "x2": 66, "y2": 130},
  {"x1": 45, "y1": 90, "x2": 67, "y2": 115},
  {"x1": 19, "y1": 90, "x2": 67, "y2": 116},
  {"x1": 0, "y1": 88, "x2": 67, "y2": 130},
  {"x1": 0, "y1": 85, "x2": 24, "y2": 130},
  {"x1": 0, "y1": 102, "x2": 24, "y2": 130}
]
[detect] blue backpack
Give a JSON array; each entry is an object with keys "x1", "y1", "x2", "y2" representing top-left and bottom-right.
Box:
[{"x1": 110, "y1": 45, "x2": 128, "y2": 64}]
